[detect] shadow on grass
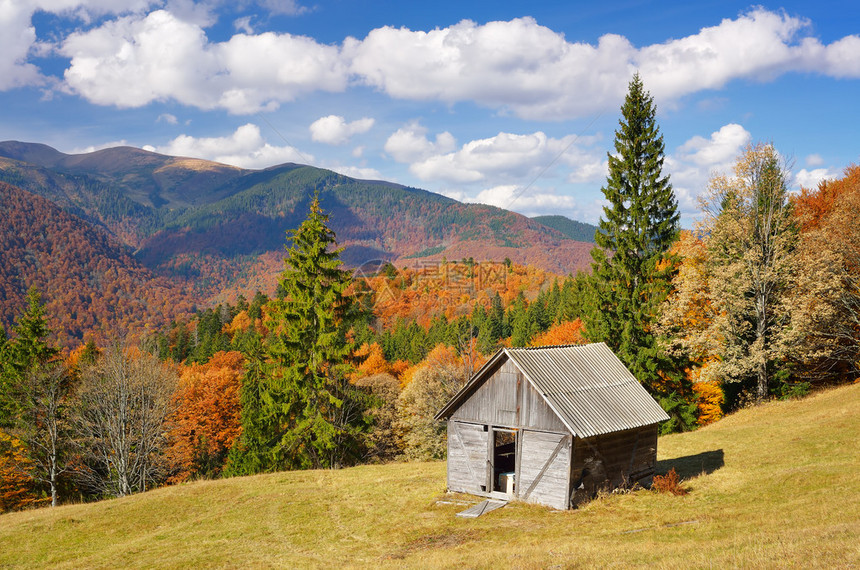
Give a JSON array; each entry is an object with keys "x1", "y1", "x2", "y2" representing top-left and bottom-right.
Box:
[{"x1": 657, "y1": 450, "x2": 724, "y2": 480}]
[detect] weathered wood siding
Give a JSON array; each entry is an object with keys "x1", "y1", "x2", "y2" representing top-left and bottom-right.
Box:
[
  {"x1": 450, "y1": 359, "x2": 567, "y2": 432},
  {"x1": 517, "y1": 430, "x2": 571, "y2": 510},
  {"x1": 518, "y1": 376, "x2": 567, "y2": 432},
  {"x1": 447, "y1": 421, "x2": 489, "y2": 494},
  {"x1": 570, "y1": 424, "x2": 658, "y2": 506}
]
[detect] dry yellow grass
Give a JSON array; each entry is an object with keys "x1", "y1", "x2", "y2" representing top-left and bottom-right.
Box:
[{"x1": 1, "y1": 383, "x2": 858, "y2": 568}]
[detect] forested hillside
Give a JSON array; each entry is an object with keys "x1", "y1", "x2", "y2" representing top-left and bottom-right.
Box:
[
  {"x1": 531, "y1": 215, "x2": 598, "y2": 243},
  {"x1": 0, "y1": 142, "x2": 594, "y2": 303},
  {"x1": 0, "y1": 182, "x2": 194, "y2": 344}
]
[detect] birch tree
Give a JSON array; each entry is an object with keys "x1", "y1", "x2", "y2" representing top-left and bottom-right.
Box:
[
  {"x1": 9, "y1": 363, "x2": 73, "y2": 507},
  {"x1": 1, "y1": 288, "x2": 71, "y2": 507},
  {"x1": 74, "y1": 345, "x2": 177, "y2": 497},
  {"x1": 698, "y1": 142, "x2": 798, "y2": 401}
]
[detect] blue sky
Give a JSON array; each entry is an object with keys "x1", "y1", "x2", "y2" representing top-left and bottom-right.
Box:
[{"x1": 1, "y1": 1, "x2": 858, "y2": 227}]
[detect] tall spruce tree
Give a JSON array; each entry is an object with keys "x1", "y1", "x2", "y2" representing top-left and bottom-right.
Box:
[
  {"x1": 1, "y1": 288, "x2": 59, "y2": 428},
  {"x1": 235, "y1": 193, "x2": 367, "y2": 471},
  {"x1": 8, "y1": 288, "x2": 58, "y2": 373},
  {"x1": 586, "y1": 74, "x2": 680, "y2": 394}
]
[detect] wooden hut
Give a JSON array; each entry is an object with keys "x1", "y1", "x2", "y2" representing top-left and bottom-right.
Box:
[{"x1": 435, "y1": 343, "x2": 669, "y2": 509}]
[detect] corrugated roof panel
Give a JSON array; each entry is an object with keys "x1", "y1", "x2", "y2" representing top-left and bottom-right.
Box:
[{"x1": 504, "y1": 343, "x2": 669, "y2": 438}]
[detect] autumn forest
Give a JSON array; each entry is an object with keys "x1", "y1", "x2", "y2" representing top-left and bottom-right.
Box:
[{"x1": 2, "y1": 76, "x2": 859, "y2": 512}]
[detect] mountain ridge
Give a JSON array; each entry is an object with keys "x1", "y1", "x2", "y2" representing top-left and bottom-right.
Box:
[{"x1": 0, "y1": 141, "x2": 597, "y2": 337}]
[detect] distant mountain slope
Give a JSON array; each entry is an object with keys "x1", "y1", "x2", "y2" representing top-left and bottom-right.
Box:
[
  {"x1": 0, "y1": 141, "x2": 596, "y2": 305},
  {"x1": 532, "y1": 215, "x2": 598, "y2": 243},
  {"x1": 0, "y1": 182, "x2": 194, "y2": 344},
  {"x1": 0, "y1": 140, "x2": 245, "y2": 210}
]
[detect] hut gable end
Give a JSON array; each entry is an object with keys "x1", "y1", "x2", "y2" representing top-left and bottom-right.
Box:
[{"x1": 449, "y1": 359, "x2": 567, "y2": 432}]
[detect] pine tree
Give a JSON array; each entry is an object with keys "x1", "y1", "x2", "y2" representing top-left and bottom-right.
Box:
[
  {"x1": 250, "y1": 193, "x2": 367, "y2": 470},
  {"x1": 0, "y1": 326, "x2": 11, "y2": 427},
  {"x1": 1, "y1": 288, "x2": 71, "y2": 506},
  {"x1": 224, "y1": 334, "x2": 275, "y2": 475},
  {"x1": 1, "y1": 289, "x2": 59, "y2": 428},
  {"x1": 8, "y1": 288, "x2": 58, "y2": 373},
  {"x1": 586, "y1": 73, "x2": 680, "y2": 394}
]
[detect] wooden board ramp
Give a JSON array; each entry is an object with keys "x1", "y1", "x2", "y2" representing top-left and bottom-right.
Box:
[{"x1": 456, "y1": 499, "x2": 507, "y2": 518}]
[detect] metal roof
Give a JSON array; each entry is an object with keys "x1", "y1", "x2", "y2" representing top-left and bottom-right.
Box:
[{"x1": 436, "y1": 343, "x2": 669, "y2": 438}]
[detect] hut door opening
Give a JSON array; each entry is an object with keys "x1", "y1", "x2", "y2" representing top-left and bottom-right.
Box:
[{"x1": 492, "y1": 429, "x2": 517, "y2": 494}]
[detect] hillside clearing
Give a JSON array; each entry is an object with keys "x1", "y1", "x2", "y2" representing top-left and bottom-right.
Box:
[{"x1": 1, "y1": 383, "x2": 858, "y2": 568}]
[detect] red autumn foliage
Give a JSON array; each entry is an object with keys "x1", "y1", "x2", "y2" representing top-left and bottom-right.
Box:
[
  {"x1": 652, "y1": 468, "x2": 688, "y2": 496},
  {"x1": 0, "y1": 182, "x2": 194, "y2": 346},
  {"x1": 793, "y1": 164, "x2": 860, "y2": 233}
]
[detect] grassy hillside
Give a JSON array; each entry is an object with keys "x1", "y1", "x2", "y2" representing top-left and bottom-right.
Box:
[{"x1": 1, "y1": 383, "x2": 857, "y2": 567}]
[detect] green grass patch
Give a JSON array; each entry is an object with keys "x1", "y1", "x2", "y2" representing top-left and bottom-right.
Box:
[{"x1": 1, "y1": 384, "x2": 858, "y2": 568}]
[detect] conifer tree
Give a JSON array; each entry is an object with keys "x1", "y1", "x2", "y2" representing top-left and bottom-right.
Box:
[
  {"x1": 586, "y1": 74, "x2": 680, "y2": 393},
  {"x1": 8, "y1": 288, "x2": 58, "y2": 373},
  {"x1": 224, "y1": 335, "x2": 274, "y2": 475},
  {"x1": 0, "y1": 326, "x2": 11, "y2": 427},
  {"x1": 242, "y1": 193, "x2": 367, "y2": 470},
  {"x1": 1, "y1": 288, "x2": 71, "y2": 506},
  {"x1": 1, "y1": 289, "x2": 59, "y2": 427}
]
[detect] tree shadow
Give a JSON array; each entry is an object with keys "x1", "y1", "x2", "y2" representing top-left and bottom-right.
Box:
[{"x1": 657, "y1": 449, "x2": 724, "y2": 480}]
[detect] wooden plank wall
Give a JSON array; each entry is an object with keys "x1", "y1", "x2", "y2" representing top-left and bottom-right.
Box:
[
  {"x1": 517, "y1": 430, "x2": 571, "y2": 510},
  {"x1": 451, "y1": 358, "x2": 567, "y2": 433},
  {"x1": 569, "y1": 425, "x2": 658, "y2": 506},
  {"x1": 451, "y1": 361, "x2": 518, "y2": 426},
  {"x1": 519, "y1": 376, "x2": 568, "y2": 432},
  {"x1": 447, "y1": 421, "x2": 489, "y2": 494}
]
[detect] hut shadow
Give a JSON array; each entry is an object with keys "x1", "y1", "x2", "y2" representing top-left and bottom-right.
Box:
[{"x1": 657, "y1": 450, "x2": 724, "y2": 480}]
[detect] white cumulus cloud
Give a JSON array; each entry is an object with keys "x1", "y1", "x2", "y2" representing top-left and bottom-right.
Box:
[
  {"x1": 0, "y1": 0, "x2": 157, "y2": 90},
  {"x1": 404, "y1": 130, "x2": 604, "y2": 186},
  {"x1": 6, "y1": 6, "x2": 860, "y2": 122},
  {"x1": 143, "y1": 123, "x2": 311, "y2": 169},
  {"x1": 328, "y1": 165, "x2": 382, "y2": 180},
  {"x1": 60, "y1": 9, "x2": 349, "y2": 114},
  {"x1": 345, "y1": 10, "x2": 860, "y2": 120},
  {"x1": 309, "y1": 115, "x2": 374, "y2": 145},
  {"x1": 473, "y1": 185, "x2": 578, "y2": 217},
  {"x1": 665, "y1": 123, "x2": 753, "y2": 219},
  {"x1": 384, "y1": 121, "x2": 456, "y2": 164},
  {"x1": 804, "y1": 153, "x2": 824, "y2": 167},
  {"x1": 794, "y1": 167, "x2": 839, "y2": 190}
]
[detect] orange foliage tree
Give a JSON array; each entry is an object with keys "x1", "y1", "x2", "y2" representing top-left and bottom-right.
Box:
[
  {"x1": 790, "y1": 164, "x2": 860, "y2": 382},
  {"x1": 165, "y1": 351, "x2": 244, "y2": 483},
  {"x1": 657, "y1": 231, "x2": 724, "y2": 424},
  {"x1": 0, "y1": 430, "x2": 48, "y2": 512},
  {"x1": 530, "y1": 319, "x2": 586, "y2": 347},
  {"x1": 351, "y1": 342, "x2": 408, "y2": 382},
  {"x1": 793, "y1": 165, "x2": 860, "y2": 233}
]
